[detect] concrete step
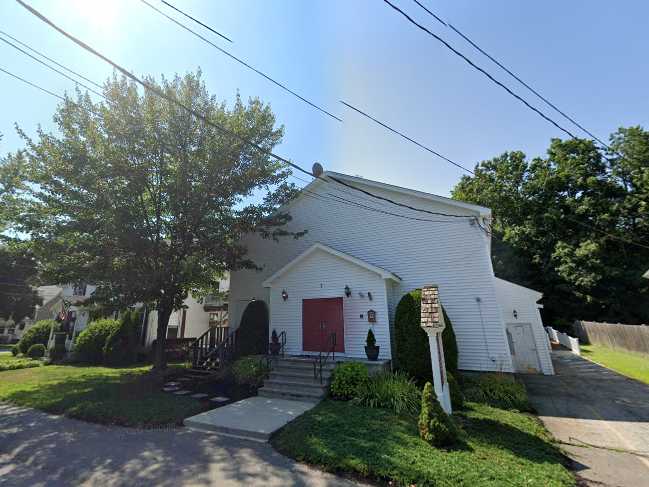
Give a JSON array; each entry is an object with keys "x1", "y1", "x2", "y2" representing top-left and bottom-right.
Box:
[
  {"x1": 270, "y1": 360, "x2": 337, "y2": 372},
  {"x1": 268, "y1": 371, "x2": 331, "y2": 384},
  {"x1": 269, "y1": 367, "x2": 332, "y2": 379},
  {"x1": 258, "y1": 385, "x2": 325, "y2": 401},
  {"x1": 264, "y1": 378, "x2": 327, "y2": 391}
]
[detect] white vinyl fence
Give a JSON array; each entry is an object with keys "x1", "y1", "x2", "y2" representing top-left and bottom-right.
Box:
[{"x1": 545, "y1": 326, "x2": 580, "y2": 355}]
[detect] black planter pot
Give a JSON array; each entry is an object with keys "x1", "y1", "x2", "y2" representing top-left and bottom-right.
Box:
[{"x1": 365, "y1": 345, "x2": 380, "y2": 361}]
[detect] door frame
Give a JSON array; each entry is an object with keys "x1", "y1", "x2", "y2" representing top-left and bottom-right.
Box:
[
  {"x1": 506, "y1": 322, "x2": 540, "y2": 373},
  {"x1": 302, "y1": 297, "x2": 345, "y2": 354}
]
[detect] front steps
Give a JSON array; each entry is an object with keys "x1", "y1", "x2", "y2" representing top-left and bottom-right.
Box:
[{"x1": 258, "y1": 357, "x2": 335, "y2": 402}]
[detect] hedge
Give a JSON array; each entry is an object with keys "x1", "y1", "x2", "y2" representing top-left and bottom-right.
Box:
[
  {"x1": 74, "y1": 318, "x2": 120, "y2": 364},
  {"x1": 103, "y1": 310, "x2": 141, "y2": 365},
  {"x1": 17, "y1": 320, "x2": 59, "y2": 355},
  {"x1": 27, "y1": 343, "x2": 46, "y2": 359},
  {"x1": 394, "y1": 290, "x2": 458, "y2": 383}
]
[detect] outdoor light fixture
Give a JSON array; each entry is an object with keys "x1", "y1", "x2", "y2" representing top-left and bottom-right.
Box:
[
  {"x1": 513, "y1": 309, "x2": 518, "y2": 319},
  {"x1": 367, "y1": 292, "x2": 373, "y2": 301},
  {"x1": 281, "y1": 289, "x2": 288, "y2": 301},
  {"x1": 344, "y1": 285, "x2": 351, "y2": 297}
]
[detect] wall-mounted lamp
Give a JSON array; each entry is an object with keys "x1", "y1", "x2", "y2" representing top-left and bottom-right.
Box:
[
  {"x1": 281, "y1": 289, "x2": 288, "y2": 301},
  {"x1": 344, "y1": 285, "x2": 351, "y2": 297},
  {"x1": 367, "y1": 292, "x2": 373, "y2": 301},
  {"x1": 513, "y1": 309, "x2": 518, "y2": 319}
]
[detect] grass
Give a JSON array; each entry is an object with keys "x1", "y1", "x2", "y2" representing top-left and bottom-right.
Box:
[
  {"x1": 581, "y1": 344, "x2": 649, "y2": 385},
  {"x1": 0, "y1": 362, "x2": 208, "y2": 427},
  {"x1": 272, "y1": 400, "x2": 574, "y2": 487},
  {"x1": 0, "y1": 354, "x2": 42, "y2": 371}
]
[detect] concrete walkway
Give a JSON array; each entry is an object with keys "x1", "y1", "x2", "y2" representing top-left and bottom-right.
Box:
[
  {"x1": 0, "y1": 403, "x2": 366, "y2": 487},
  {"x1": 520, "y1": 350, "x2": 649, "y2": 487},
  {"x1": 185, "y1": 397, "x2": 316, "y2": 442}
]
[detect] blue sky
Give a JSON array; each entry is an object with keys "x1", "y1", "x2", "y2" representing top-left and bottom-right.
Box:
[{"x1": 1, "y1": 0, "x2": 647, "y2": 197}]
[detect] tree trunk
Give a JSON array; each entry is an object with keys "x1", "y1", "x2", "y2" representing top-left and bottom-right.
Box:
[{"x1": 153, "y1": 301, "x2": 173, "y2": 371}]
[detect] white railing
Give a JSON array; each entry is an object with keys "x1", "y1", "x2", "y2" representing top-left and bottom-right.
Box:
[{"x1": 545, "y1": 326, "x2": 580, "y2": 355}]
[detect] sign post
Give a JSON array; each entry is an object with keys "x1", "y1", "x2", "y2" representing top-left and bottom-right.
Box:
[{"x1": 420, "y1": 285, "x2": 452, "y2": 414}]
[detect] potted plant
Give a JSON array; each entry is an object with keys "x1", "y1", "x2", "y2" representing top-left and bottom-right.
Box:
[
  {"x1": 364, "y1": 328, "x2": 379, "y2": 361},
  {"x1": 269, "y1": 329, "x2": 281, "y2": 355}
]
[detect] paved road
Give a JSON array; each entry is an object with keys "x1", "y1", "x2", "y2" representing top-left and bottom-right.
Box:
[
  {"x1": 521, "y1": 350, "x2": 649, "y2": 487},
  {"x1": 0, "y1": 403, "x2": 364, "y2": 487}
]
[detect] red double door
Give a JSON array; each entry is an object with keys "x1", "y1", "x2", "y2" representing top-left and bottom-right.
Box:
[{"x1": 302, "y1": 297, "x2": 345, "y2": 353}]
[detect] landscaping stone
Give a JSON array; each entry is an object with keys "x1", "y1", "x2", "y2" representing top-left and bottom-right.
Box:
[
  {"x1": 163, "y1": 387, "x2": 180, "y2": 392},
  {"x1": 164, "y1": 381, "x2": 180, "y2": 387},
  {"x1": 191, "y1": 393, "x2": 208, "y2": 399},
  {"x1": 173, "y1": 390, "x2": 191, "y2": 395}
]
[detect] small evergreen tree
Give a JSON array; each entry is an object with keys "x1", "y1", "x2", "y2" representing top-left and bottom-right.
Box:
[{"x1": 418, "y1": 382, "x2": 458, "y2": 447}]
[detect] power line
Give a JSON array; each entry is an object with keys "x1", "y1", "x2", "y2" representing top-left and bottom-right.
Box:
[
  {"x1": 341, "y1": 100, "x2": 474, "y2": 175},
  {"x1": 563, "y1": 215, "x2": 649, "y2": 251},
  {"x1": 159, "y1": 0, "x2": 232, "y2": 43},
  {"x1": 16, "y1": 0, "x2": 315, "y2": 178},
  {"x1": 383, "y1": 0, "x2": 580, "y2": 141},
  {"x1": 0, "y1": 35, "x2": 104, "y2": 98},
  {"x1": 0, "y1": 29, "x2": 103, "y2": 90},
  {"x1": 410, "y1": 1, "x2": 611, "y2": 150},
  {"x1": 137, "y1": 0, "x2": 342, "y2": 123},
  {"x1": 0, "y1": 66, "x2": 67, "y2": 101}
]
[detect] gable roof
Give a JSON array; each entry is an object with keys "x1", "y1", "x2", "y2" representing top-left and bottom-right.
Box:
[
  {"x1": 644, "y1": 269, "x2": 649, "y2": 279},
  {"x1": 319, "y1": 172, "x2": 491, "y2": 217},
  {"x1": 262, "y1": 243, "x2": 401, "y2": 287}
]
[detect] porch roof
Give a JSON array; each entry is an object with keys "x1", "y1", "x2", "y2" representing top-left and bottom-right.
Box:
[{"x1": 262, "y1": 243, "x2": 401, "y2": 287}]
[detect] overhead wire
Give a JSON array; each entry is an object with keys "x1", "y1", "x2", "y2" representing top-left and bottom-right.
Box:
[
  {"x1": 159, "y1": 0, "x2": 232, "y2": 43},
  {"x1": 410, "y1": 1, "x2": 611, "y2": 150},
  {"x1": 137, "y1": 0, "x2": 342, "y2": 122}
]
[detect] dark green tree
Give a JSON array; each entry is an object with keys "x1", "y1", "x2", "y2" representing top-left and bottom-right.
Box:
[
  {"x1": 452, "y1": 132, "x2": 649, "y2": 325},
  {"x1": 3, "y1": 71, "x2": 300, "y2": 369},
  {"x1": 0, "y1": 244, "x2": 41, "y2": 323}
]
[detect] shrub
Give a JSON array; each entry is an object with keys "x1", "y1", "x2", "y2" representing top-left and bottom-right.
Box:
[
  {"x1": 366, "y1": 328, "x2": 376, "y2": 347},
  {"x1": 103, "y1": 310, "x2": 140, "y2": 366},
  {"x1": 17, "y1": 319, "x2": 58, "y2": 354},
  {"x1": 441, "y1": 307, "x2": 458, "y2": 373},
  {"x1": 27, "y1": 343, "x2": 46, "y2": 359},
  {"x1": 394, "y1": 291, "x2": 459, "y2": 383},
  {"x1": 232, "y1": 356, "x2": 269, "y2": 387},
  {"x1": 237, "y1": 301, "x2": 269, "y2": 357},
  {"x1": 74, "y1": 318, "x2": 120, "y2": 364},
  {"x1": 353, "y1": 371, "x2": 421, "y2": 415},
  {"x1": 330, "y1": 362, "x2": 369, "y2": 400},
  {"x1": 462, "y1": 373, "x2": 531, "y2": 411},
  {"x1": 418, "y1": 382, "x2": 458, "y2": 447},
  {"x1": 447, "y1": 372, "x2": 464, "y2": 410},
  {"x1": 0, "y1": 358, "x2": 42, "y2": 371},
  {"x1": 11, "y1": 345, "x2": 18, "y2": 356}
]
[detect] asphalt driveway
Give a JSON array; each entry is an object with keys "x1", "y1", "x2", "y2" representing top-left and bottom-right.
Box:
[
  {"x1": 0, "y1": 403, "x2": 364, "y2": 487},
  {"x1": 521, "y1": 350, "x2": 649, "y2": 487}
]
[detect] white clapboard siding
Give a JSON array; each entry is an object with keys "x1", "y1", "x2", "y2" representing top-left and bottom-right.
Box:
[
  {"x1": 267, "y1": 247, "x2": 392, "y2": 359},
  {"x1": 230, "y1": 174, "x2": 514, "y2": 372},
  {"x1": 493, "y1": 278, "x2": 554, "y2": 375}
]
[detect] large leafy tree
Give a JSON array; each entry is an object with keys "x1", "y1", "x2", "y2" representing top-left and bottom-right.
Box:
[
  {"x1": 4, "y1": 71, "x2": 300, "y2": 368},
  {"x1": 453, "y1": 131, "x2": 649, "y2": 326}
]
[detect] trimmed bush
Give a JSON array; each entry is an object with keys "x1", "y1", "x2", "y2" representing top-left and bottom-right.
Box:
[
  {"x1": 232, "y1": 356, "x2": 269, "y2": 387},
  {"x1": 237, "y1": 301, "x2": 269, "y2": 357},
  {"x1": 17, "y1": 319, "x2": 58, "y2": 354},
  {"x1": 74, "y1": 318, "x2": 120, "y2": 364},
  {"x1": 366, "y1": 328, "x2": 376, "y2": 347},
  {"x1": 462, "y1": 373, "x2": 531, "y2": 411},
  {"x1": 418, "y1": 382, "x2": 458, "y2": 447},
  {"x1": 11, "y1": 345, "x2": 18, "y2": 356},
  {"x1": 103, "y1": 310, "x2": 140, "y2": 366},
  {"x1": 353, "y1": 371, "x2": 421, "y2": 415},
  {"x1": 394, "y1": 290, "x2": 459, "y2": 382},
  {"x1": 0, "y1": 358, "x2": 42, "y2": 371},
  {"x1": 27, "y1": 343, "x2": 46, "y2": 359},
  {"x1": 447, "y1": 372, "x2": 465, "y2": 410},
  {"x1": 330, "y1": 362, "x2": 368, "y2": 400},
  {"x1": 441, "y1": 307, "x2": 458, "y2": 373}
]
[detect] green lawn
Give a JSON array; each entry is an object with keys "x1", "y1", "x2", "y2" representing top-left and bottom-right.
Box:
[
  {"x1": 581, "y1": 344, "x2": 649, "y2": 385},
  {"x1": 272, "y1": 400, "x2": 574, "y2": 487},
  {"x1": 0, "y1": 363, "x2": 208, "y2": 427}
]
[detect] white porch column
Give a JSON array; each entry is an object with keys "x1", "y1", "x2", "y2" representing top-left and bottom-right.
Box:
[{"x1": 421, "y1": 285, "x2": 452, "y2": 414}]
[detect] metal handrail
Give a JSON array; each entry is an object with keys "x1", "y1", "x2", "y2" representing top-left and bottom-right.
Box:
[
  {"x1": 266, "y1": 330, "x2": 287, "y2": 371},
  {"x1": 313, "y1": 332, "x2": 336, "y2": 384}
]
